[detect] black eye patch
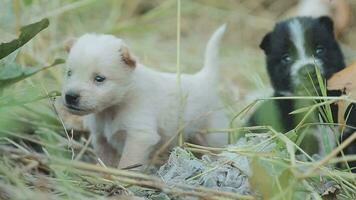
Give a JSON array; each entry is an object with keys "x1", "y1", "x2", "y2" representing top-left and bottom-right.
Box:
[
  {"x1": 94, "y1": 75, "x2": 106, "y2": 83},
  {"x1": 281, "y1": 53, "x2": 293, "y2": 65},
  {"x1": 314, "y1": 45, "x2": 326, "y2": 57},
  {"x1": 67, "y1": 69, "x2": 72, "y2": 77}
]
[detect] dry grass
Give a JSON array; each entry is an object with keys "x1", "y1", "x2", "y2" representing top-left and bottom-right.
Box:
[{"x1": 0, "y1": 0, "x2": 356, "y2": 199}]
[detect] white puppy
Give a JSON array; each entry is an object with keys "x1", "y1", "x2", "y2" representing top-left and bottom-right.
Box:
[{"x1": 61, "y1": 25, "x2": 228, "y2": 168}]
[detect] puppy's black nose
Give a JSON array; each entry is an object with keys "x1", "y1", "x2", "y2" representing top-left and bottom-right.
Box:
[{"x1": 65, "y1": 92, "x2": 80, "y2": 105}]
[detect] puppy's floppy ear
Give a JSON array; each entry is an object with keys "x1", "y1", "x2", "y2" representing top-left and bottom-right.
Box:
[
  {"x1": 318, "y1": 16, "x2": 334, "y2": 36},
  {"x1": 259, "y1": 32, "x2": 271, "y2": 54},
  {"x1": 64, "y1": 37, "x2": 77, "y2": 53},
  {"x1": 119, "y1": 45, "x2": 136, "y2": 68}
]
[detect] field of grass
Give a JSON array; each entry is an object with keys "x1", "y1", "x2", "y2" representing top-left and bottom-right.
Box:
[{"x1": 0, "y1": 0, "x2": 356, "y2": 199}]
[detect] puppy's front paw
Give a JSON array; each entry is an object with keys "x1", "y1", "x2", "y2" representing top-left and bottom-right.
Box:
[
  {"x1": 119, "y1": 132, "x2": 160, "y2": 169},
  {"x1": 94, "y1": 135, "x2": 120, "y2": 167}
]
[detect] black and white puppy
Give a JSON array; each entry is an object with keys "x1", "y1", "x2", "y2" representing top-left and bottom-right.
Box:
[
  {"x1": 249, "y1": 16, "x2": 345, "y2": 154},
  {"x1": 260, "y1": 16, "x2": 345, "y2": 96}
]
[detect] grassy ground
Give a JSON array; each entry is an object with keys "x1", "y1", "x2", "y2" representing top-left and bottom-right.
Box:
[{"x1": 0, "y1": 0, "x2": 356, "y2": 199}]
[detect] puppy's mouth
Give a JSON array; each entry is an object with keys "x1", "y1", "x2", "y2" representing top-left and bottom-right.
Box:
[{"x1": 64, "y1": 104, "x2": 92, "y2": 116}]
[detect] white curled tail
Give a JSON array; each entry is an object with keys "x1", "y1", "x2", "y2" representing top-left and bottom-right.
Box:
[
  {"x1": 297, "y1": 0, "x2": 331, "y2": 17},
  {"x1": 199, "y1": 24, "x2": 227, "y2": 76}
]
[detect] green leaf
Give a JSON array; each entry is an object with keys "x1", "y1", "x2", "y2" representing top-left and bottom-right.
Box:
[
  {"x1": 23, "y1": 0, "x2": 33, "y2": 6},
  {"x1": 250, "y1": 158, "x2": 274, "y2": 199},
  {"x1": 0, "y1": 58, "x2": 64, "y2": 89},
  {"x1": 248, "y1": 100, "x2": 285, "y2": 132},
  {"x1": 0, "y1": 89, "x2": 60, "y2": 108},
  {"x1": 0, "y1": 18, "x2": 49, "y2": 59},
  {"x1": 285, "y1": 130, "x2": 298, "y2": 142},
  {"x1": 289, "y1": 105, "x2": 313, "y2": 115}
]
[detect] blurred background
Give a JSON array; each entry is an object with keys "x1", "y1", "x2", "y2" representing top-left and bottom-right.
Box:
[
  {"x1": 1, "y1": 0, "x2": 356, "y2": 107},
  {"x1": 0, "y1": 1, "x2": 356, "y2": 199}
]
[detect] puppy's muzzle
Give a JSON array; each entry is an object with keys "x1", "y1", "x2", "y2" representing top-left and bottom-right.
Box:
[
  {"x1": 295, "y1": 64, "x2": 323, "y2": 94},
  {"x1": 297, "y1": 64, "x2": 318, "y2": 78},
  {"x1": 65, "y1": 92, "x2": 80, "y2": 106}
]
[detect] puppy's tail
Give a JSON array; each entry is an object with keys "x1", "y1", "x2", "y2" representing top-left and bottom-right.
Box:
[{"x1": 199, "y1": 24, "x2": 226, "y2": 77}]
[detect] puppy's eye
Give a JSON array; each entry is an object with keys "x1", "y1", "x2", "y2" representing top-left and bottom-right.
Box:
[
  {"x1": 315, "y1": 45, "x2": 326, "y2": 56},
  {"x1": 281, "y1": 54, "x2": 292, "y2": 64},
  {"x1": 67, "y1": 70, "x2": 72, "y2": 77},
  {"x1": 94, "y1": 75, "x2": 106, "y2": 83}
]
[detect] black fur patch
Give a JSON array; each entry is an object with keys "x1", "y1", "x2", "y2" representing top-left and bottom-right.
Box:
[
  {"x1": 249, "y1": 16, "x2": 347, "y2": 156},
  {"x1": 260, "y1": 16, "x2": 344, "y2": 93},
  {"x1": 338, "y1": 104, "x2": 356, "y2": 172}
]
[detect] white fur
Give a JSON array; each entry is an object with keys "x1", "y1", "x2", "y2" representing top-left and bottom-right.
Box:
[
  {"x1": 62, "y1": 25, "x2": 228, "y2": 168},
  {"x1": 289, "y1": 19, "x2": 307, "y2": 60},
  {"x1": 297, "y1": 0, "x2": 331, "y2": 18}
]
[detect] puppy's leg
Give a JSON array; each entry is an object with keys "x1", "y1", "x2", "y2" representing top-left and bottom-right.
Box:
[
  {"x1": 205, "y1": 110, "x2": 229, "y2": 147},
  {"x1": 118, "y1": 129, "x2": 160, "y2": 169},
  {"x1": 93, "y1": 134, "x2": 120, "y2": 167}
]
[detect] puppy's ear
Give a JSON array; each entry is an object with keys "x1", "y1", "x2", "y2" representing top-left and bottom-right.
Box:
[
  {"x1": 64, "y1": 38, "x2": 77, "y2": 53},
  {"x1": 259, "y1": 32, "x2": 271, "y2": 54},
  {"x1": 318, "y1": 16, "x2": 334, "y2": 36},
  {"x1": 120, "y1": 45, "x2": 136, "y2": 68}
]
